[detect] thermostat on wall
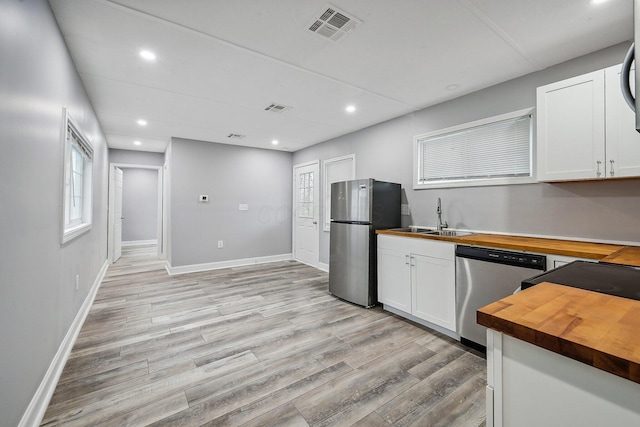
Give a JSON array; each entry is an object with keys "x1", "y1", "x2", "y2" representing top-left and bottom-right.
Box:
[{"x1": 199, "y1": 195, "x2": 209, "y2": 202}]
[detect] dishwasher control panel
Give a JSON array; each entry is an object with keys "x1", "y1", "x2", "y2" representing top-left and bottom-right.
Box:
[{"x1": 456, "y1": 245, "x2": 546, "y2": 271}]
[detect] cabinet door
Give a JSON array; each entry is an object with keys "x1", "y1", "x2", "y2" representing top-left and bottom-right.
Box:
[
  {"x1": 411, "y1": 254, "x2": 456, "y2": 331},
  {"x1": 605, "y1": 64, "x2": 640, "y2": 178},
  {"x1": 537, "y1": 70, "x2": 606, "y2": 181},
  {"x1": 377, "y1": 248, "x2": 411, "y2": 312}
]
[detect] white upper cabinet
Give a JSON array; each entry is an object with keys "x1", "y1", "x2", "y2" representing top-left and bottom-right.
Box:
[
  {"x1": 537, "y1": 70, "x2": 606, "y2": 181},
  {"x1": 604, "y1": 64, "x2": 640, "y2": 178},
  {"x1": 537, "y1": 64, "x2": 640, "y2": 182}
]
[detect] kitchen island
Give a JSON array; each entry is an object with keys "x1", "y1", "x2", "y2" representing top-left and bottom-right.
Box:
[{"x1": 478, "y1": 282, "x2": 640, "y2": 427}]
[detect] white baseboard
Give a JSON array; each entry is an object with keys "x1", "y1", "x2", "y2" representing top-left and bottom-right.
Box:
[
  {"x1": 122, "y1": 239, "x2": 157, "y2": 247},
  {"x1": 166, "y1": 253, "x2": 293, "y2": 275},
  {"x1": 19, "y1": 259, "x2": 109, "y2": 427},
  {"x1": 317, "y1": 262, "x2": 329, "y2": 272}
]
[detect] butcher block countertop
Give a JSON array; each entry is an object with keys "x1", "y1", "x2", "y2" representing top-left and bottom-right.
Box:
[
  {"x1": 376, "y1": 229, "x2": 627, "y2": 260},
  {"x1": 601, "y1": 246, "x2": 640, "y2": 267},
  {"x1": 477, "y1": 282, "x2": 640, "y2": 384}
]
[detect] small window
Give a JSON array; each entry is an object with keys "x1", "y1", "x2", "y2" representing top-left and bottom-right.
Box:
[
  {"x1": 61, "y1": 109, "x2": 93, "y2": 243},
  {"x1": 298, "y1": 171, "x2": 314, "y2": 218},
  {"x1": 414, "y1": 108, "x2": 535, "y2": 189}
]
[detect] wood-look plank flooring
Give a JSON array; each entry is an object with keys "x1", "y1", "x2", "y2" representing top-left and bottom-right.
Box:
[{"x1": 42, "y1": 245, "x2": 486, "y2": 426}]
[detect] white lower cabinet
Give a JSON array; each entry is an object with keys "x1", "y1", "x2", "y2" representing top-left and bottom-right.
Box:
[
  {"x1": 486, "y1": 330, "x2": 640, "y2": 427},
  {"x1": 377, "y1": 246, "x2": 411, "y2": 313},
  {"x1": 377, "y1": 235, "x2": 456, "y2": 332},
  {"x1": 411, "y1": 253, "x2": 456, "y2": 331}
]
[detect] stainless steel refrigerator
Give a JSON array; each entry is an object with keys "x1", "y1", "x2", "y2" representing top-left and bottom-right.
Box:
[{"x1": 329, "y1": 179, "x2": 401, "y2": 307}]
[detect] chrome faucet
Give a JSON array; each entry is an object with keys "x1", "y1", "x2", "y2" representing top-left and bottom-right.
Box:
[{"x1": 436, "y1": 197, "x2": 448, "y2": 231}]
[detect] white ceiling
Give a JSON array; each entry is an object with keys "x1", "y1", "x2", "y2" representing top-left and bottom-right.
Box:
[{"x1": 49, "y1": 0, "x2": 632, "y2": 153}]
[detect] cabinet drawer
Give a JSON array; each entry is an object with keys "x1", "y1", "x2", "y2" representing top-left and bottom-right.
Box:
[
  {"x1": 377, "y1": 235, "x2": 454, "y2": 260},
  {"x1": 377, "y1": 234, "x2": 414, "y2": 251}
]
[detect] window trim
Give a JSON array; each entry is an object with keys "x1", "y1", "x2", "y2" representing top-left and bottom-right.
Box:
[
  {"x1": 413, "y1": 108, "x2": 537, "y2": 190},
  {"x1": 61, "y1": 108, "x2": 94, "y2": 244}
]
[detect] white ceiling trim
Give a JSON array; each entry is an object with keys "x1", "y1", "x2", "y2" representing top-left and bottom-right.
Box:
[
  {"x1": 459, "y1": 0, "x2": 543, "y2": 70},
  {"x1": 102, "y1": 0, "x2": 417, "y2": 110}
]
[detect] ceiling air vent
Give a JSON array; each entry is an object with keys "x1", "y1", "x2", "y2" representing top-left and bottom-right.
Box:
[
  {"x1": 264, "y1": 103, "x2": 292, "y2": 113},
  {"x1": 227, "y1": 133, "x2": 245, "y2": 139},
  {"x1": 307, "y1": 4, "x2": 362, "y2": 41}
]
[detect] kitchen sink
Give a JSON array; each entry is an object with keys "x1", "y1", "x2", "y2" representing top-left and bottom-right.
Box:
[
  {"x1": 420, "y1": 230, "x2": 474, "y2": 237},
  {"x1": 387, "y1": 226, "x2": 434, "y2": 233},
  {"x1": 386, "y1": 227, "x2": 473, "y2": 237}
]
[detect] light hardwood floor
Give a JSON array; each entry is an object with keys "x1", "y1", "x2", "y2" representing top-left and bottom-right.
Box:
[{"x1": 41, "y1": 246, "x2": 486, "y2": 426}]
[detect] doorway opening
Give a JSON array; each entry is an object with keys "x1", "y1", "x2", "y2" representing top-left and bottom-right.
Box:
[{"x1": 108, "y1": 163, "x2": 164, "y2": 264}]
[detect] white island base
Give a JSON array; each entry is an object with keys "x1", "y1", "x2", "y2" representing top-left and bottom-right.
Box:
[{"x1": 486, "y1": 330, "x2": 640, "y2": 427}]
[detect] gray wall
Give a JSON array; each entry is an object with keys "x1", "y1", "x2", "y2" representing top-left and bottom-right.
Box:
[
  {"x1": 168, "y1": 138, "x2": 293, "y2": 267},
  {"x1": 122, "y1": 168, "x2": 159, "y2": 242},
  {"x1": 293, "y1": 42, "x2": 640, "y2": 264},
  {"x1": 0, "y1": 1, "x2": 108, "y2": 426}
]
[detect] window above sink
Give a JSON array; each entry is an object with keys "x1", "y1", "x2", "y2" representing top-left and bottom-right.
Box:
[{"x1": 413, "y1": 108, "x2": 536, "y2": 190}]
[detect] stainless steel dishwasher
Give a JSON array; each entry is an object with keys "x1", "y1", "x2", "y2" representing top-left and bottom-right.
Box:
[{"x1": 456, "y1": 245, "x2": 546, "y2": 349}]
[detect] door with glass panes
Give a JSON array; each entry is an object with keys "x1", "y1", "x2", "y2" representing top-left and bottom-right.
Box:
[{"x1": 293, "y1": 162, "x2": 319, "y2": 267}]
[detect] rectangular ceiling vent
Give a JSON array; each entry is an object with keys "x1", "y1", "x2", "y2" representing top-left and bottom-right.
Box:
[
  {"x1": 227, "y1": 133, "x2": 245, "y2": 139},
  {"x1": 264, "y1": 103, "x2": 292, "y2": 113},
  {"x1": 308, "y1": 4, "x2": 362, "y2": 42}
]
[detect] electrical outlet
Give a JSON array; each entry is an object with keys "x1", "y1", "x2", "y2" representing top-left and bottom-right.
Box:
[
  {"x1": 199, "y1": 195, "x2": 209, "y2": 202},
  {"x1": 239, "y1": 203, "x2": 249, "y2": 211},
  {"x1": 75, "y1": 274, "x2": 79, "y2": 291},
  {"x1": 217, "y1": 240, "x2": 224, "y2": 249},
  {"x1": 401, "y1": 204, "x2": 411, "y2": 216}
]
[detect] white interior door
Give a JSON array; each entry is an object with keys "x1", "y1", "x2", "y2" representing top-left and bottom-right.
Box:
[
  {"x1": 293, "y1": 162, "x2": 319, "y2": 267},
  {"x1": 113, "y1": 167, "x2": 123, "y2": 262}
]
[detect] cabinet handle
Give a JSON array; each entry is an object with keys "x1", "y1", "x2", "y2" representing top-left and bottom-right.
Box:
[
  {"x1": 610, "y1": 159, "x2": 615, "y2": 177},
  {"x1": 405, "y1": 255, "x2": 410, "y2": 265},
  {"x1": 596, "y1": 160, "x2": 602, "y2": 178}
]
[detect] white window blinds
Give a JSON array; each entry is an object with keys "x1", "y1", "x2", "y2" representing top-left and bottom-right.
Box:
[
  {"x1": 416, "y1": 112, "x2": 532, "y2": 185},
  {"x1": 67, "y1": 123, "x2": 93, "y2": 160}
]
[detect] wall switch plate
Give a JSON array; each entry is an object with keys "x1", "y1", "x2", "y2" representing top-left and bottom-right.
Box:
[
  {"x1": 401, "y1": 204, "x2": 410, "y2": 216},
  {"x1": 199, "y1": 195, "x2": 209, "y2": 202},
  {"x1": 217, "y1": 240, "x2": 223, "y2": 248},
  {"x1": 239, "y1": 203, "x2": 248, "y2": 211}
]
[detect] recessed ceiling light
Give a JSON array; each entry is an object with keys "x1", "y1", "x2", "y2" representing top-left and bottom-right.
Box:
[
  {"x1": 134, "y1": 140, "x2": 142, "y2": 146},
  {"x1": 272, "y1": 139, "x2": 279, "y2": 145},
  {"x1": 591, "y1": 0, "x2": 608, "y2": 4},
  {"x1": 346, "y1": 105, "x2": 356, "y2": 113},
  {"x1": 139, "y1": 50, "x2": 156, "y2": 61},
  {"x1": 137, "y1": 119, "x2": 147, "y2": 126}
]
